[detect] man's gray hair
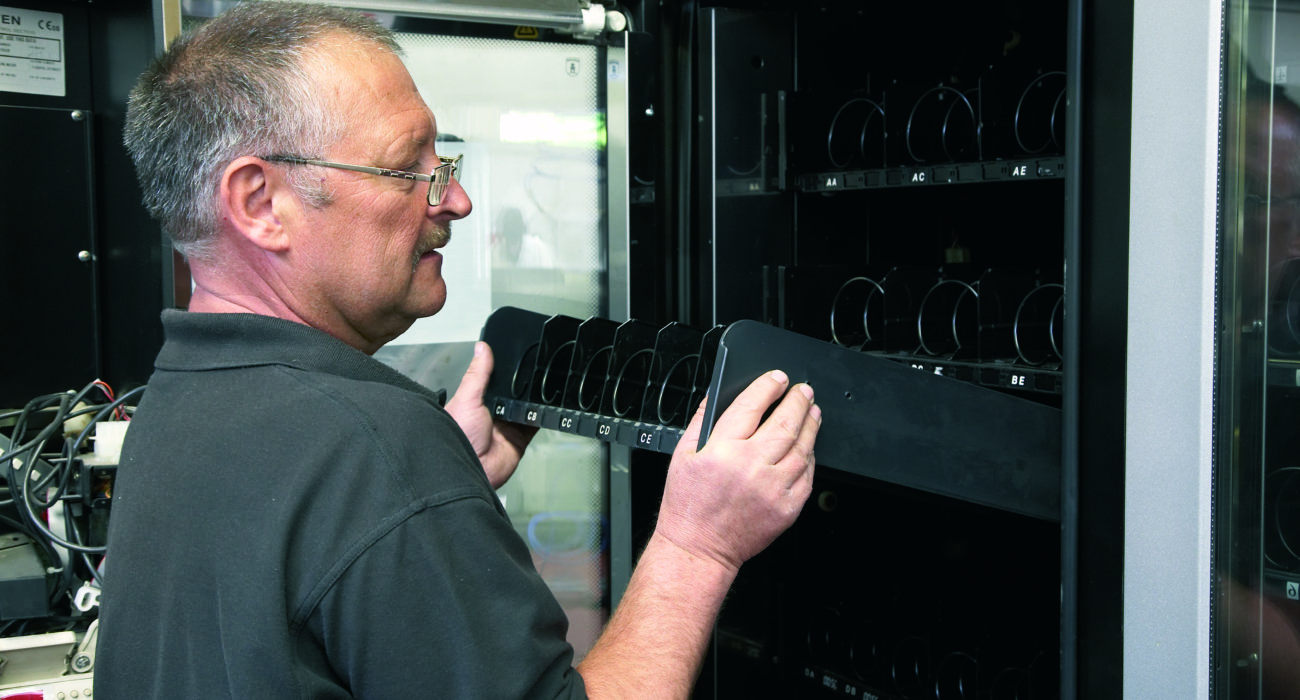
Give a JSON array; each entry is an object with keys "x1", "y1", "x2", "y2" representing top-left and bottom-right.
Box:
[{"x1": 123, "y1": 1, "x2": 402, "y2": 261}]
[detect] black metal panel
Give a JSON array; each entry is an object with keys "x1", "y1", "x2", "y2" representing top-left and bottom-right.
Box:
[
  {"x1": 86, "y1": 1, "x2": 166, "y2": 396},
  {"x1": 696, "y1": 9, "x2": 794, "y2": 327},
  {"x1": 1063, "y1": 0, "x2": 1133, "y2": 696},
  {"x1": 0, "y1": 0, "x2": 164, "y2": 404},
  {"x1": 0, "y1": 104, "x2": 98, "y2": 405},
  {"x1": 720, "y1": 468, "x2": 1061, "y2": 700},
  {"x1": 627, "y1": 29, "x2": 674, "y2": 322}
]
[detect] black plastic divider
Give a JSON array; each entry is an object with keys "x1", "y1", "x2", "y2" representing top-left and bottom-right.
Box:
[
  {"x1": 698, "y1": 320, "x2": 1061, "y2": 522},
  {"x1": 981, "y1": 64, "x2": 1068, "y2": 159},
  {"x1": 603, "y1": 319, "x2": 662, "y2": 449},
  {"x1": 824, "y1": 94, "x2": 887, "y2": 170},
  {"x1": 481, "y1": 307, "x2": 693, "y2": 456},
  {"x1": 830, "y1": 275, "x2": 887, "y2": 350},
  {"x1": 533, "y1": 315, "x2": 582, "y2": 405},
  {"x1": 603, "y1": 320, "x2": 660, "y2": 419},
  {"x1": 480, "y1": 306, "x2": 548, "y2": 406},
  {"x1": 641, "y1": 323, "x2": 704, "y2": 429},
  {"x1": 691, "y1": 326, "x2": 726, "y2": 420},
  {"x1": 972, "y1": 268, "x2": 1038, "y2": 361},
  {"x1": 914, "y1": 263, "x2": 983, "y2": 358},
  {"x1": 570, "y1": 317, "x2": 620, "y2": 414},
  {"x1": 883, "y1": 266, "x2": 937, "y2": 353},
  {"x1": 1014, "y1": 282, "x2": 1066, "y2": 366},
  {"x1": 896, "y1": 82, "x2": 982, "y2": 165}
]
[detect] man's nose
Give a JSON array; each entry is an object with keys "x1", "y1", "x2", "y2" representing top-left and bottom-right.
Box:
[{"x1": 433, "y1": 176, "x2": 472, "y2": 219}]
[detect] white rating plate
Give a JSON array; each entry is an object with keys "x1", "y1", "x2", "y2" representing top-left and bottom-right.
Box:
[{"x1": 0, "y1": 6, "x2": 66, "y2": 97}]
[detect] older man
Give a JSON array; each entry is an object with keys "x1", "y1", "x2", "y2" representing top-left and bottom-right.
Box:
[{"x1": 95, "y1": 2, "x2": 819, "y2": 698}]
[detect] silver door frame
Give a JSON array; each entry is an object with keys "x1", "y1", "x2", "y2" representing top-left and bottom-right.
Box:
[{"x1": 1125, "y1": 1, "x2": 1223, "y2": 697}]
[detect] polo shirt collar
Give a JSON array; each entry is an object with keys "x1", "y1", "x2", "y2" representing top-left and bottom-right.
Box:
[{"x1": 154, "y1": 309, "x2": 442, "y2": 404}]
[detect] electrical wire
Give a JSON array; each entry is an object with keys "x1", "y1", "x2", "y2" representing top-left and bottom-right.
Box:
[
  {"x1": 1, "y1": 379, "x2": 143, "y2": 633},
  {"x1": 0, "y1": 512, "x2": 33, "y2": 537},
  {"x1": 92, "y1": 379, "x2": 131, "y2": 421},
  {"x1": 4, "y1": 392, "x2": 72, "y2": 571},
  {"x1": 2, "y1": 392, "x2": 69, "y2": 470},
  {"x1": 1, "y1": 402, "x2": 123, "y2": 429},
  {"x1": 29, "y1": 386, "x2": 143, "y2": 510}
]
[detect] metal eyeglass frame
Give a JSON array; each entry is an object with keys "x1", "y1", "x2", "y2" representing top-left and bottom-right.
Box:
[
  {"x1": 1245, "y1": 193, "x2": 1300, "y2": 211},
  {"x1": 262, "y1": 153, "x2": 462, "y2": 206}
]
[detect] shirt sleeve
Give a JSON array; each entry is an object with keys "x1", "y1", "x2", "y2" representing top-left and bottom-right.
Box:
[{"x1": 303, "y1": 492, "x2": 589, "y2": 700}]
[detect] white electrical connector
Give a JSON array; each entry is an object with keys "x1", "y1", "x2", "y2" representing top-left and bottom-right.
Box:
[
  {"x1": 74, "y1": 582, "x2": 101, "y2": 612},
  {"x1": 62, "y1": 400, "x2": 94, "y2": 439},
  {"x1": 576, "y1": 5, "x2": 604, "y2": 36},
  {"x1": 605, "y1": 10, "x2": 627, "y2": 33},
  {"x1": 562, "y1": 5, "x2": 626, "y2": 38},
  {"x1": 90, "y1": 421, "x2": 129, "y2": 464}
]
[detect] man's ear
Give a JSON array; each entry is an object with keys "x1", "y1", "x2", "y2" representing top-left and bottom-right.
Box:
[{"x1": 220, "y1": 156, "x2": 293, "y2": 253}]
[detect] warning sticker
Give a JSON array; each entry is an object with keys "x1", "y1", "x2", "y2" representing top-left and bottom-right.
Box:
[{"x1": 0, "y1": 6, "x2": 66, "y2": 97}]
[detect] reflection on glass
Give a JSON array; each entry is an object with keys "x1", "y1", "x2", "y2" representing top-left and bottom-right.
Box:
[
  {"x1": 375, "y1": 30, "x2": 610, "y2": 661},
  {"x1": 1245, "y1": 72, "x2": 1300, "y2": 314},
  {"x1": 495, "y1": 206, "x2": 558, "y2": 268},
  {"x1": 1217, "y1": 2, "x2": 1300, "y2": 698}
]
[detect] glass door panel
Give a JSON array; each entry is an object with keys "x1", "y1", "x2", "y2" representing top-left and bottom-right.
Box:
[
  {"x1": 376, "y1": 30, "x2": 611, "y2": 660},
  {"x1": 1218, "y1": 1, "x2": 1300, "y2": 697}
]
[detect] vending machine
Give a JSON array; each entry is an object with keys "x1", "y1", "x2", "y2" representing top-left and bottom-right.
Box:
[
  {"x1": 7, "y1": 0, "x2": 1294, "y2": 698},
  {"x1": 138, "y1": 1, "x2": 1218, "y2": 698},
  {"x1": 641, "y1": 3, "x2": 1076, "y2": 698},
  {"x1": 482, "y1": 0, "x2": 1097, "y2": 697}
]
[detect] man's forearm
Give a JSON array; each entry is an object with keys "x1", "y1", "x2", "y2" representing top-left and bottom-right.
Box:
[{"x1": 576, "y1": 533, "x2": 738, "y2": 699}]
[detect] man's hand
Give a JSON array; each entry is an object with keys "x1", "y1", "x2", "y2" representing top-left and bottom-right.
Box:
[
  {"x1": 444, "y1": 341, "x2": 537, "y2": 489},
  {"x1": 655, "y1": 369, "x2": 820, "y2": 572},
  {"x1": 576, "y1": 369, "x2": 819, "y2": 698}
]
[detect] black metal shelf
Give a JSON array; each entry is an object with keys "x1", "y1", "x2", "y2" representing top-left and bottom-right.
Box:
[
  {"x1": 796, "y1": 156, "x2": 1066, "y2": 194},
  {"x1": 1267, "y1": 358, "x2": 1300, "y2": 388},
  {"x1": 709, "y1": 156, "x2": 1066, "y2": 198},
  {"x1": 1264, "y1": 569, "x2": 1300, "y2": 602},
  {"x1": 876, "y1": 353, "x2": 1063, "y2": 396},
  {"x1": 481, "y1": 307, "x2": 1061, "y2": 522}
]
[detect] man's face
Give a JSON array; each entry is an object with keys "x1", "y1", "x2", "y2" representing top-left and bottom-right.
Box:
[
  {"x1": 1245, "y1": 100, "x2": 1300, "y2": 290},
  {"x1": 285, "y1": 41, "x2": 472, "y2": 353}
]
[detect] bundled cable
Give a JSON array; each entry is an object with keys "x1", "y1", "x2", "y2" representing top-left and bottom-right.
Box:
[{"x1": 1, "y1": 379, "x2": 144, "y2": 631}]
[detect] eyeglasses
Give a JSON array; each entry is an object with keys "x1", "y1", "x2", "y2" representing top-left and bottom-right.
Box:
[
  {"x1": 262, "y1": 153, "x2": 462, "y2": 206},
  {"x1": 1245, "y1": 193, "x2": 1300, "y2": 212}
]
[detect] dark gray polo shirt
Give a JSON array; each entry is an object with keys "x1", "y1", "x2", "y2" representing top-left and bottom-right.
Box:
[{"x1": 95, "y1": 310, "x2": 586, "y2": 699}]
